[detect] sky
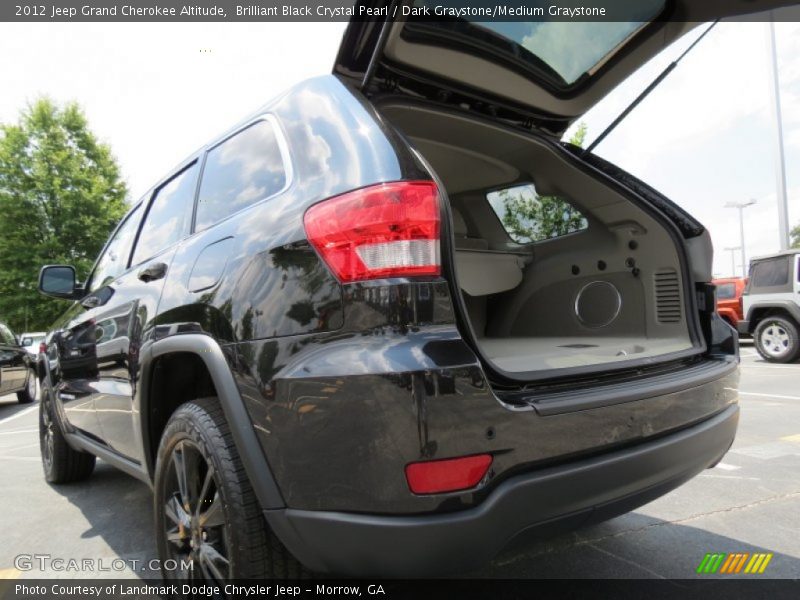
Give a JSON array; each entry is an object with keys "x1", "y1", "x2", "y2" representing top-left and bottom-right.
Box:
[{"x1": 1, "y1": 19, "x2": 798, "y2": 278}]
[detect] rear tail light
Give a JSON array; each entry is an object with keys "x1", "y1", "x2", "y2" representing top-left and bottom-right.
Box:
[
  {"x1": 39, "y1": 342, "x2": 47, "y2": 354},
  {"x1": 405, "y1": 454, "x2": 492, "y2": 495},
  {"x1": 304, "y1": 181, "x2": 440, "y2": 283}
]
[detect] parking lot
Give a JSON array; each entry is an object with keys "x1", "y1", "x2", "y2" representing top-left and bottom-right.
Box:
[{"x1": 0, "y1": 341, "x2": 798, "y2": 580}]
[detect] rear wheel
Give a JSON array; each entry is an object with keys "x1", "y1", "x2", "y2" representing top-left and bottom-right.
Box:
[
  {"x1": 17, "y1": 370, "x2": 36, "y2": 404},
  {"x1": 39, "y1": 380, "x2": 96, "y2": 483},
  {"x1": 154, "y1": 397, "x2": 306, "y2": 582},
  {"x1": 754, "y1": 316, "x2": 800, "y2": 363}
]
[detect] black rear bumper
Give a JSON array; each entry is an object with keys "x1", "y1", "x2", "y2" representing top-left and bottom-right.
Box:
[{"x1": 265, "y1": 405, "x2": 738, "y2": 576}]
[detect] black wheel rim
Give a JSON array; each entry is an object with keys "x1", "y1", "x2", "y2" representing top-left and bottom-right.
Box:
[
  {"x1": 161, "y1": 439, "x2": 230, "y2": 583},
  {"x1": 40, "y1": 398, "x2": 54, "y2": 472}
]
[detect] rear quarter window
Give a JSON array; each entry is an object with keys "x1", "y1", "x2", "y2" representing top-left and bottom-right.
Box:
[
  {"x1": 195, "y1": 119, "x2": 287, "y2": 232},
  {"x1": 751, "y1": 257, "x2": 789, "y2": 288},
  {"x1": 487, "y1": 183, "x2": 588, "y2": 243}
]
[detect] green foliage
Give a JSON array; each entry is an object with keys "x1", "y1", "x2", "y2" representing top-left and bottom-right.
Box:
[
  {"x1": 499, "y1": 123, "x2": 589, "y2": 243},
  {"x1": 0, "y1": 98, "x2": 128, "y2": 332},
  {"x1": 791, "y1": 223, "x2": 800, "y2": 249}
]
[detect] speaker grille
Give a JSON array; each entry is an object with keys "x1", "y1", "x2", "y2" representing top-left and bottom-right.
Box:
[
  {"x1": 575, "y1": 281, "x2": 622, "y2": 328},
  {"x1": 654, "y1": 269, "x2": 682, "y2": 323}
]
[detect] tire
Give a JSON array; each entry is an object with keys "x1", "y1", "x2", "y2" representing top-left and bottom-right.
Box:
[
  {"x1": 17, "y1": 369, "x2": 36, "y2": 404},
  {"x1": 754, "y1": 316, "x2": 800, "y2": 363},
  {"x1": 39, "y1": 379, "x2": 96, "y2": 483},
  {"x1": 154, "y1": 397, "x2": 306, "y2": 582}
]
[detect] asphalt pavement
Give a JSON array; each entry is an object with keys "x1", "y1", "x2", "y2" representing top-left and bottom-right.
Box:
[{"x1": 0, "y1": 341, "x2": 798, "y2": 580}]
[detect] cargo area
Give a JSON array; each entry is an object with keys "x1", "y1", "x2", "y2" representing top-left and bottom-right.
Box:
[{"x1": 379, "y1": 100, "x2": 699, "y2": 378}]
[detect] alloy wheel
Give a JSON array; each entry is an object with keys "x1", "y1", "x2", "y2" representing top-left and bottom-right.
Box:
[
  {"x1": 161, "y1": 439, "x2": 230, "y2": 582},
  {"x1": 760, "y1": 322, "x2": 791, "y2": 358},
  {"x1": 26, "y1": 373, "x2": 36, "y2": 400}
]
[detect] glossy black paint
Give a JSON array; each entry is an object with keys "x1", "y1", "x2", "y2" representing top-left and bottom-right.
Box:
[
  {"x1": 0, "y1": 322, "x2": 33, "y2": 396},
  {"x1": 40, "y1": 75, "x2": 738, "y2": 524}
]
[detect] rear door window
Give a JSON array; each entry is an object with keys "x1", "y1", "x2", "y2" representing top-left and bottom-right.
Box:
[
  {"x1": 487, "y1": 183, "x2": 588, "y2": 243},
  {"x1": 195, "y1": 120, "x2": 287, "y2": 232},
  {"x1": 132, "y1": 164, "x2": 198, "y2": 266}
]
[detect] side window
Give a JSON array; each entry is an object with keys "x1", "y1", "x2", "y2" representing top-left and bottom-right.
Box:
[
  {"x1": 0, "y1": 324, "x2": 16, "y2": 345},
  {"x1": 87, "y1": 205, "x2": 143, "y2": 293},
  {"x1": 487, "y1": 183, "x2": 588, "y2": 244},
  {"x1": 132, "y1": 164, "x2": 198, "y2": 266},
  {"x1": 195, "y1": 120, "x2": 287, "y2": 232},
  {"x1": 751, "y1": 257, "x2": 789, "y2": 288},
  {"x1": 716, "y1": 283, "x2": 736, "y2": 300}
]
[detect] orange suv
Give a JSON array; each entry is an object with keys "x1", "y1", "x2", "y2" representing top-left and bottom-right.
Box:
[{"x1": 713, "y1": 277, "x2": 748, "y2": 331}]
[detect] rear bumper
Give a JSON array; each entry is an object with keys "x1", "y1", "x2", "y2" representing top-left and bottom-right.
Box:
[{"x1": 265, "y1": 404, "x2": 739, "y2": 576}]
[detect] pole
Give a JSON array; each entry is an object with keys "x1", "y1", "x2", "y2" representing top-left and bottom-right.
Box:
[
  {"x1": 738, "y1": 207, "x2": 748, "y2": 278},
  {"x1": 767, "y1": 19, "x2": 790, "y2": 251}
]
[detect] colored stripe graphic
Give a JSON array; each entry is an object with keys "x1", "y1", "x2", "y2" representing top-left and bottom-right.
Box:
[
  {"x1": 758, "y1": 554, "x2": 773, "y2": 573},
  {"x1": 696, "y1": 552, "x2": 772, "y2": 574},
  {"x1": 734, "y1": 553, "x2": 750, "y2": 573},
  {"x1": 719, "y1": 554, "x2": 736, "y2": 574}
]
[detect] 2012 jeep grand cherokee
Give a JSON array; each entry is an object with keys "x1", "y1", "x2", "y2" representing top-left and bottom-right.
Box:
[{"x1": 35, "y1": 1, "x2": 779, "y2": 579}]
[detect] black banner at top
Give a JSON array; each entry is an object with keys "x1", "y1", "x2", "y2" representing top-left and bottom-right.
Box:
[{"x1": 2, "y1": 0, "x2": 800, "y2": 22}]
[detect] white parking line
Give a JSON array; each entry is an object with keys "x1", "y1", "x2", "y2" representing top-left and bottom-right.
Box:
[
  {"x1": 738, "y1": 391, "x2": 800, "y2": 401},
  {"x1": 0, "y1": 429, "x2": 38, "y2": 436},
  {"x1": 0, "y1": 406, "x2": 37, "y2": 427},
  {"x1": 714, "y1": 462, "x2": 741, "y2": 471}
]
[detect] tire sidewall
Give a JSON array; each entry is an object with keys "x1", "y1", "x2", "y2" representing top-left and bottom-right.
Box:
[
  {"x1": 18, "y1": 369, "x2": 36, "y2": 403},
  {"x1": 39, "y1": 378, "x2": 62, "y2": 482}
]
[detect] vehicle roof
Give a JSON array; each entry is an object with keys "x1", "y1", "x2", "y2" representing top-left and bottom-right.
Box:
[{"x1": 750, "y1": 248, "x2": 800, "y2": 262}]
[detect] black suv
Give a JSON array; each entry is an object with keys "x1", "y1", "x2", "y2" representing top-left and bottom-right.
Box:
[
  {"x1": 37, "y1": 3, "x2": 771, "y2": 579},
  {"x1": 0, "y1": 321, "x2": 36, "y2": 404}
]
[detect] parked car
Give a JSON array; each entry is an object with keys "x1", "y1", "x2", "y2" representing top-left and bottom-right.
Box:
[
  {"x1": 19, "y1": 331, "x2": 47, "y2": 356},
  {"x1": 739, "y1": 249, "x2": 800, "y2": 363},
  {"x1": 712, "y1": 277, "x2": 747, "y2": 332},
  {"x1": 38, "y1": 4, "x2": 769, "y2": 579},
  {"x1": 0, "y1": 322, "x2": 36, "y2": 404}
]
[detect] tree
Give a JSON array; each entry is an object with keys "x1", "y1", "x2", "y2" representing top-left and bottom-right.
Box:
[
  {"x1": 0, "y1": 99, "x2": 128, "y2": 332},
  {"x1": 500, "y1": 123, "x2": 588, "y2": 243},
  {"x1": 791, "y1": 223, "x2": 800, "y2": 249}
]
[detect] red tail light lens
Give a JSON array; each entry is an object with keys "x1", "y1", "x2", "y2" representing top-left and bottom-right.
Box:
[
  {"x1": 304, "y1": 181, "x2": 440, "y2": 283},
  {"x1": 405, "y1": 454, "x2": 492, "y2": 495},
  {"x1": 38, "y1": 342, "x2": 47, "y2": 354}
]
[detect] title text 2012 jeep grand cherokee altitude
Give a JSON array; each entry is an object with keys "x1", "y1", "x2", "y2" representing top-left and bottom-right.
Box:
[{"x1": 36, "y1": 1, "x2": 782, "y2": 579}]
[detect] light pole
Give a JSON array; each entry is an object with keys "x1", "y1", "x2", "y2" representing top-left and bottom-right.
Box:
[
  {"x1": 725, "y1": 199, "x2": 756, "y2": 278},
  {"x1": 723, "y1": 246, "x2": 741, "y2": 277},
  {"x1": 767, "y1": 20, "x2": 791, "y2": 251}
]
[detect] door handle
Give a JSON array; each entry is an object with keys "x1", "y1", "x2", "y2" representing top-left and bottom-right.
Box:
[
  {"x1": 138, "y1": 262, "x2": 168, "y2": 283},
  {"x1": 81, "y1": 295, "x2": 101, "y2": 309}
]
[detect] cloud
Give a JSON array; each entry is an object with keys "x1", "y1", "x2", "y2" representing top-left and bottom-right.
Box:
[{"x1": 0, "y1": 22, "x2": 347, "y2": 200}]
